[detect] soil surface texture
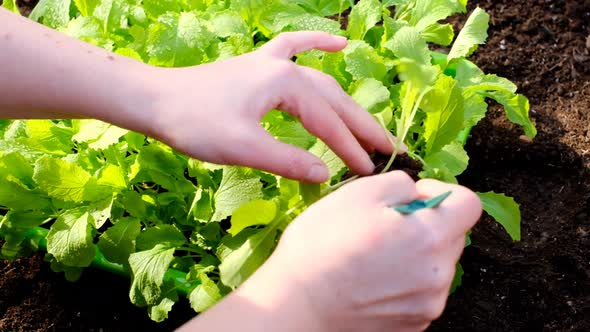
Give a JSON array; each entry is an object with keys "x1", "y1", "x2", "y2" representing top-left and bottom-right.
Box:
[{"x1": 1, "y1": 0, "x2": 589, "y2": 331}]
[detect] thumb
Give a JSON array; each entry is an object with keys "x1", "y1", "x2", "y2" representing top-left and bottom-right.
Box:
[
  {"x1": 233, "y1": 126, "x2": 330, "y2": 183},
  {"x1": 259, "y1": 31, "x2": 347, "y2": 59}
]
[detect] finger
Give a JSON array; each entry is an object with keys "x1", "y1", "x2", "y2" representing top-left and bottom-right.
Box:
[
  {"x1": 259, "y1": 31, "x2": 347, "y2": 59},
  {"x1": 300, "y1": 67, "x2": 399, "y2": 155},
  {"x1": 358, "y1": 136, "x2": 376, "y2": 154},
  {"x1": 350, "y1": 171, "x2": 418, "y2": 206},
  {"x1": 232, "y1": 126, "x2": 330, "y2": 183},
  {"x1": 279, "y1": 77, "x2": 375, "y2": 175},
  {"x1": 414, "y1": 179, "x2": 483, "y2": 236},
  {"x1": 451, "y1": 235, "x2": 468, "y2": 262}
]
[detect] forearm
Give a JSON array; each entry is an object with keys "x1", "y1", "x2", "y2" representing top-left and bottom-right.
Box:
[
  {"x1": 0, "y1": 8, "x2": 154, "y2": 132},
  {"x1": 177, "y1": 256, "x2": 324, "y2": 332}
]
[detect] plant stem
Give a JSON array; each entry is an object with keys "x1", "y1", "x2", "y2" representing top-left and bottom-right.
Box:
[{"x1": 382, "y1": 86, "x2": 431, "y2": 174}]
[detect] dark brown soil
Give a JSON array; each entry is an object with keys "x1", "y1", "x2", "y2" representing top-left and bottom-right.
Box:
[
  {"x1": 431, "y1": 0, "x2": 590, "y2": 331},
  {"x1": 1, "y1": 0, "x2": 590, "y2": 331}
]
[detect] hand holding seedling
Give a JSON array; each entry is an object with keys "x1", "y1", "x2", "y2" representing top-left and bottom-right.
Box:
[
  {"x1": 143, "y1": 31, "x2": 396, "y2": 183},
  {"x1": 180, "y1": 171, "x2": 482, "y2": 332}
]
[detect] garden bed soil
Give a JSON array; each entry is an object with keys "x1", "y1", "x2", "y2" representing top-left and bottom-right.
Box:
[{"x1": 1, "y1": 0, "x2": 590, "y2": 331}]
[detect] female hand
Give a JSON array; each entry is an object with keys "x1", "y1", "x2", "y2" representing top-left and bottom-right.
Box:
[
  {"x1": 237, "y1": 171, "x2": 482, "y2": 331},
  {"x1": 140, "y1": 31, "x2": 395, "y2": 183},
  {"x1": 1, "y1": 10, "x2": 396, "y2": 183}
]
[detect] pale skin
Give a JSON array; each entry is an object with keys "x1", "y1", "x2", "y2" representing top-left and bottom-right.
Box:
[{"x1": 1, "y1": 8, "x2": 483, "y2": 332}]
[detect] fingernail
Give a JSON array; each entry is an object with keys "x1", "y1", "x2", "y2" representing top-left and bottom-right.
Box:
[
  {"x1": 307, "y1": 163, "x2": 329, "y2": 183},
  {"x1": 367, "y1": 160, "x2": 376, "y2": 174}
]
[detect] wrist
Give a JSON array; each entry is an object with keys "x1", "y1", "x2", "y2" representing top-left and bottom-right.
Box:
[
  {"x1": 234, "y1": 253, "x2": 327, "y2": 332},
  {"x1": 85, "y1": 60, "x2": 163, "y2": 137}
]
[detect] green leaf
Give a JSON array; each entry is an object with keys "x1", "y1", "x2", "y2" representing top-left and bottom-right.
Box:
[
  {"x1": 189, "y1": 273, "x2": 222, "y2": 312},
  {"x1": 0, "y1": 176, "x2": 51, "y2": 211},
  {"x1": 142, "y1": 0, "x2": 181, "y2": 19},
  {"x1": 33, "y1": 156, "x2": 92, "y2": 202},
  {"x1": 191, "y1": 223, "x2": 223, "y2": 252},
  {"x1": 450, "y1": 263, "x2": 464, "y2": 293},
  {"x1": 463, "y1": 92, "x2": 488, "y2": 128},
  {"x1": 292, "y1": 0, "x2": 353, "y2": 16},
  {"x1": 46, "y1": 209, "x2": 96, "y2": 267},
  {"x1": 422, "y1": 75, "x2": 465, "y2": 154},
  {"x1": 219, "y1": 227, "x2": 277, "y2": 289},
  {"x1": 428, "y1": 142, "x2": 469, "y2": 175},
  {"x1": 88, "y1": 196, "x2": 114, "y2": 228},
  {"x1": 97, "y1": 217, "x2": 141, "y2": 264},
  {"x1": 373, "y1": 107, "x2": 394, "y2": 130},
  {"x1": 382, "y1": 16, "x2": 407, "y2": 42},
  {"x1": 136, "y1": 225, "x2": 187, "y2": 251},
  {"x1": 228, "y1": 200, "x2": 277, "y2": 236},
  {"x1": 96, "y1": 164, "x2": 127, "y2": 190},
  {"x1": 115, "y1": 48, "x2": 144, "y2": 61},
  {"x1": 248, "y1": 1, "x2": 307, "y2": 37},
  {"x1": 422, "y1": 23, "x2": 454, "y2": 46},
  {"x1": 0, "y1": 211, "x2": 48, "y2": 259},
  {"x1": 420, "y1": 142, "x2": 469, "y2": 182},
  {"x1": 209, "y1": 11, "x2": 249, "y2": 38},
  {"x1": 299, "y1": 182, "x2": 322, "y2": 205},
  {"x1": 2, "y1": 0, "x2": 21, "y2": 14},
  {"x1": 187, "y1": 159, "x2": 217, "y2": 190},
  {"x1": 188, "y1": 188, "x2": 214, "y2": 222},
  {"x1": 93, "y1": 0, "x2": 129, "y2": 33},
  {"x1": 146, "y1": 12, "x2": 216, "y2": 67},
  {"x1": 59, "y1": 16, "x2": 108, "y2": 47},
  {"x1": 264, "y1": 113, "x2": 317, "y2": 149},
  {"x1": 308, "y1": 140, "x2": 346, "y2": 180},
  {"x1": 447, "y1": 7, "x2": 489, "y2": 62},
  {"x1": 0, "y1": 151, "x2": 35, "y2": 187},
  {"x1": 24, "y1": 120, "x2": 74, "y2": 155},
  {"x1": 47, "y1": 256, "x2": 84, "y2": 282},
  {"x1": 395, "y1": 58, "x2": 439, "y2": 89},
  {"x1": 278, "y1": 178, "x2": 300, "y2": 209},
  {"x1": 131, "y1": 144, "x2": 194, "y2": 193},
  {"x1": 454, "y1": 60, "x2": 535, "y2": 136},
  {"x1": 72, "y1": 120, "x2": 128, "y2": 150},
  {"x1": 486, "y1": 92, "x2": 537, "y2": 139},
  {"x1": 217, "y1": 34, "x2": 254, "y2": 60},
  {"x1": 410, "y1": 0, "x2": 465, "y2": 31},
  {"x1": 322, "y1": 52, "x2": 351, "y2": 88},
  {"x1": 349, "y1": 78, "x2": 390, "y2": 114},
  {"x1": 212, "y1": 167, "x2": 263, "y2": 221},
  {"x1": 344, "y1": 40, "x2": 388, "y2": 82},
  {"x1": 148, "y1": 280, "x2": 178, "y2": 322},
  {"x1": 129, "y1": 244, "x2": 176, "y2": 306},
  {"x1": 72, "y1": 0, "x2": 98, "y2": 17},
  {"x1": 477, "y1": 192, "x2": 521, "y2": 241},
  {"x1": 385, "y1": 26, "x2": 430, "y2": 65},
  {"x1": 347, "y1": 0, "x2": 382, "y2": 40},
  {"x1": 455, "y1": 59, "x2": 517, "y2": 93},
  {"x1": 301, "y1": 47, "x2": 329, "y2": 66},
  {"x1": 283, "y1": 13, "x2": 342, "y2": 34},
  {"x1": 29, "y1": 0, "x2": 72, "y2": 29}
]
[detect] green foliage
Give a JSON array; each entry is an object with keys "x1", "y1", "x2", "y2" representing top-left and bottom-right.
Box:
[
  {"x1": 2, "y1": 0, "x2": 21, "y2": 14},
  {"x1": 478, "y1": 192, "x2": 521, "y2": 241},
  {"x1": 1, "y1": 0, "x2": 535, "y2": 321},
  {"x1": 46, "y1": 209, "x2": 96, "y2": 267}
]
